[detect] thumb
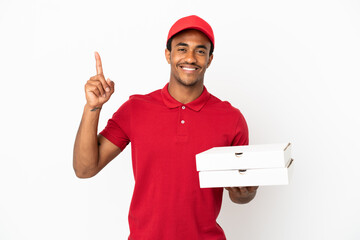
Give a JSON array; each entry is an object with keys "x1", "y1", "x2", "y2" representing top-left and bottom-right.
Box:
[
  {"x1": 107, "y1": 78, "x2": 115, "y2": 93},
  {"x1": 107, "y1": 78, "x2": 114, "y2": 86}
]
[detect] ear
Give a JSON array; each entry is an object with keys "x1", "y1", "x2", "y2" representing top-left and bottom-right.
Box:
[
  {"x1": 165, "y1": 49, "x2": 171, "y2": 64},
  {"x1": 206, "y1": 54, "x2": 214, "y2": 68}
]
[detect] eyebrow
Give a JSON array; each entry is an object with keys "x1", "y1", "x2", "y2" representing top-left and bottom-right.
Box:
[{"x1": 175, "y1": 42, "x2": 208, "y2": 50}]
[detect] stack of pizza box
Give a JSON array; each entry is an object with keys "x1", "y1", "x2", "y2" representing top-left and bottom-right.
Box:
[{"x1": 196, "y1": 143, "x2": 294, "y2": 188}]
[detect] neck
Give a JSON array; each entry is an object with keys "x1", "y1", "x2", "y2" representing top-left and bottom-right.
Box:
[{"x1": 168, "y1": 80, "x2": 204, "y2": 104}]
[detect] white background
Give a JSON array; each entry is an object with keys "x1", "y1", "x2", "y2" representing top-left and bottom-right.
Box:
[{"x1": 1, "y1": 0, "x2": 359, "y2": 239}]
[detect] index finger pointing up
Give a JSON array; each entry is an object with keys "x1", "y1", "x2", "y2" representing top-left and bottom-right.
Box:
[{"x1": 95, "y1": 51, "x2": 103, "y2": 75}]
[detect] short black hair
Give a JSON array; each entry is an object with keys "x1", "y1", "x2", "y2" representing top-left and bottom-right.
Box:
[{"x1": 166, "y1": 33, "x2": 214, "y2": 56}]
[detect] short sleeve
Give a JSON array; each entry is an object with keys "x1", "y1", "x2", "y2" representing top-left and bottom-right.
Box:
[
  {"x1": 231, "y1": 110, "x2": 249, "y2": 146},
  {"x1": 99, "y1": 100, "x2": 131, "y2": 151}
]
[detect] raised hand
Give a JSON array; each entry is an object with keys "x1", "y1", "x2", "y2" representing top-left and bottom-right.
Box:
[{"x1": 85, "y1": 52, "x2": 115, "y2": 110}]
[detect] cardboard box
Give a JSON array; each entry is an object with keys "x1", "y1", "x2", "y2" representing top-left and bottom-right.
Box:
[{"x1": 196, "y1": 143, "x2": 293, "y2": 188}]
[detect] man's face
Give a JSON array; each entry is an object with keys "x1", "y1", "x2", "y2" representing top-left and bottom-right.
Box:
[{"x1": 165, "y1": 29, "x2": 213, "y2": 87}]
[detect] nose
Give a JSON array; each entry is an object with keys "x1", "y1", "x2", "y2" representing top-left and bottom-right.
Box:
[{"x1": 184, "y1": 50, "x2": 196, "y2": 64}]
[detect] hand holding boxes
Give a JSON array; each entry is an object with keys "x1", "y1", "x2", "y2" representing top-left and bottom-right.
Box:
[{"x1": 196, "y1": 143, "x2": 293, "y2": 188}]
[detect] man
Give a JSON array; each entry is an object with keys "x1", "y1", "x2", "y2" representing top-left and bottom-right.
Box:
[{"x1": 73, "y1": 15, "x2": 258, "y2": 240}]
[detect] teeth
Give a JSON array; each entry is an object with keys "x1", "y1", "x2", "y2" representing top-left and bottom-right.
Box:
[{"x1": 182, "y1": 67, "x2": 196, "y2": 71}]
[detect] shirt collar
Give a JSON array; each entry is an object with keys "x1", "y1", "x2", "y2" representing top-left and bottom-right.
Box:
[{"x1": 161, "y1": 83, "x2": 211, "y2": 112}]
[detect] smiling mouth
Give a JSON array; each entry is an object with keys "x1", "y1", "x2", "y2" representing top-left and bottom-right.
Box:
[{"x1": 180, "y1": 66, "x2": 199, "y2": 71}]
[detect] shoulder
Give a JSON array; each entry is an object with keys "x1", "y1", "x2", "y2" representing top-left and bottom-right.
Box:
[
  {"x1": 206, "y1": 93, "x2": 244, "y2": 117},
  {"x1": 126, "y1": 89, "x2": 162, "y2": 105},
  {"x1": 114, "y1": 88, "x2": 163, "y2": 112},
  {"x1": 111, "y1": 88, "x2": 162, "y2": 117},
  {"x1": 205, "y1": 92, "x2": 248, "y2": 129}
]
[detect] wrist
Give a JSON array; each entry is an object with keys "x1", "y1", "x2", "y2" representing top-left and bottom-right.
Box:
[{"x1": 84, "y1": 104, "x2": 102, "y2": 112}]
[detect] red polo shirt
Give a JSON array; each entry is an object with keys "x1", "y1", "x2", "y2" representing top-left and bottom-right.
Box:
[{"x1": 100, "y1": 83, "x2": 248, "y2": 240}]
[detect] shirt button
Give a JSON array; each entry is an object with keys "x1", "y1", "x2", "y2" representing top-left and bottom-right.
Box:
[
  {"x1": 181, "y1": 120, "x2": 185, "y2": 124},
  {"x1": 182, "y1": 106, "x2": 186, "y2": 110}
]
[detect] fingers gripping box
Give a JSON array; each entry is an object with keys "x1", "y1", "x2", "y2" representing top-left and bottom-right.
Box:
[{"x1": 196, "y1": 143, "x2": 293, "y2": 188}]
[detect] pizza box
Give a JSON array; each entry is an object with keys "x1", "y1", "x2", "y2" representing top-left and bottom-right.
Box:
[
  {"x1": 195, "y1": 143, "x2": 293, "y2": 188},
  {"x1": 198, "y1": 158, "x2": 293, "y2": 188},
  {"x1": 196, "y1": 143, "x2": 292, "y2": 171}
]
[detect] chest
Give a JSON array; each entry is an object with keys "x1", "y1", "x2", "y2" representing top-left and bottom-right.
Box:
[{"x1": 130, "y1": 105, "x2": 236, "y2": 154}]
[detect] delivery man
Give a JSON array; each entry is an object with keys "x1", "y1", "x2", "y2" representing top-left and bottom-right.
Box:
[{"x1": 73, "y1": 15, "x2": 258, "y2": 240}]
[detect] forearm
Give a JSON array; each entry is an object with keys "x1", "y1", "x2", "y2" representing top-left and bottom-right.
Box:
[{"x1": 73, "y1": 104, "x2": 101, "y2": 178}]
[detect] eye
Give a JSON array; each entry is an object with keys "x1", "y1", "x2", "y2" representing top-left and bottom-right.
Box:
[
  {"x1": 197, "y1": 49, "x2": 206, "y2": 55},
  {"x1": 177, "y1": 48, "x2": 186, "y2": 52}
]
